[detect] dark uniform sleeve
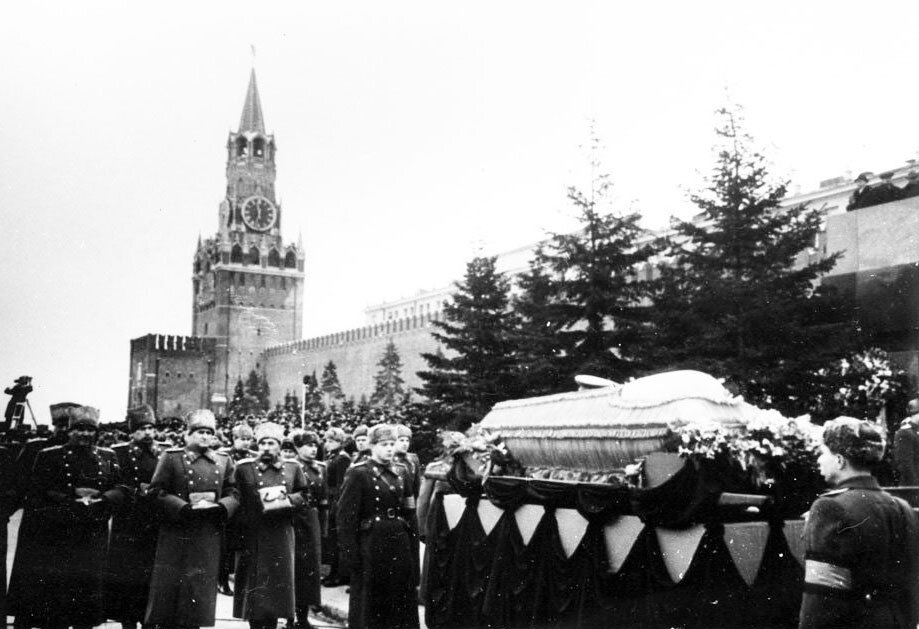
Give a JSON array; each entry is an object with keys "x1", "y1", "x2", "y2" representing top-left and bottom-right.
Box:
[
  {"x1": 894, "y1": 429, "x2": 919, "y2": 486},
  {"x1": 336, "y1": 466, "x2": 363, "y2": 576},
  {"x1": 216, "y1": 454, "x2": 240, "y2": 519},
  {"x1": 317, "y1": 464, "x2": 330, "y2": 536},
  {"x1": 799, "y1": 497, "x2": 857, "y2": 629},
  {"x1": 150, "y1": 452, "x2": 189, "y2": 521},
  {"x1": 288, "y1": 463, "x2": 309, "y2": 510}
]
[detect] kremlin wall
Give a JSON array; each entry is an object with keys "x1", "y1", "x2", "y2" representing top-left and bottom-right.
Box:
[{"x1": 128, "y1": 71, "x2": 919, "y2": 419}]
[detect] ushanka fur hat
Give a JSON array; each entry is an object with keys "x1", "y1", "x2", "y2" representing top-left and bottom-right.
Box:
[
  {"x1": 49, "y1": 402, "x2": 82, "y2": 426},
  {"x1": 69, "y1": 406, "x2": 100, "y2": 430},
  {"x1": 368, "y1": 423, "x2": 397, "y2": 444},
  {"x1": 185, "y1": 409, "x2": 216, "y2": 433},
  {"x1": 255, "y1": 421, "x2": 285, "y2": 444},
  {"x1": 126, "y1": 405, "x2": 156, "y2": 431}
]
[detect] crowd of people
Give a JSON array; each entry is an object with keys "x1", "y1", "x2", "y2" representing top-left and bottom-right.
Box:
[
  {"x1": 0, "y1": 401, "x2": 432, "y2": 629},
  {"x1": 846, "y1": 169, "x2": 919, "y2": 211}
]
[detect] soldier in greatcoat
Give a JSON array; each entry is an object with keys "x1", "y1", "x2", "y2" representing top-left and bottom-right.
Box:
[
  {"x1": 337, "y1": 424, "x2": 419, "y2": 629},
  {"x1": 8, "y1": 405, "x2": 124, "y2": 629},
  {"x1": 290, "y1": 430, "x2": 329, "y2": 627},
  {"x1": 799, "y1": 416, "x2": 919, "y2": 629},
  {"x1": 105, "y1": 405, "x2": 168, "y2": 629},
  {"x1": 144, "y1": 409, "x2": 239, "y2": 629},
  {"x1": 321, "y1": 427, "x2": 352, "y2": 587},
  {"x1": 217, "y1": 422, "x2": 257, "y2": 596},
  {"x1": 8, "y1": 403, "x2": 77, "y2": 629},
  {"x1": 351, "y1": 424, "x2": 371, "y2": 464},
  {"x1": 392, "y1": 424, "x2": 421, "y2": 583},
  {"x1": 232, "y1": 422, "x2": 309, "y2": 629}
]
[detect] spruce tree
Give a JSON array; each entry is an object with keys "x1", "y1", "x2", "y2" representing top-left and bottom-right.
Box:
[
  {"x1": 227, "y1": 377, "x2": 247, "y2": 421},
  {"x1": 370, "y1": 340, "x2": 407, "y2": 407},
  {"x1": 649, "y1": 106, "x2": 850, "y2": 413},
  {"x1": 320, "y1": 360, "x2": 346, "y2": 407},
  {"x1": 527, "y1": 174, "x2": 658, "y2": 384},
  {"x1": 417, "y1": 256, "x2": 521, "y2": 425}
]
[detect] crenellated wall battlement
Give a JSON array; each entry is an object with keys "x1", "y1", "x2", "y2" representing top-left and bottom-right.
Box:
[
  {"x1": 131, "y1": 333, "x2": 217, "y2": 354},
  {"x1": 262, "y1": 311, "x2": 443, "y2": 357}
]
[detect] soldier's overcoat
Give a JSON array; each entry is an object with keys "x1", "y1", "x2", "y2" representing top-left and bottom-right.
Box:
[
  {"x1": 338, "y1": 458, "x2": 419, "y2": 629},
  {"x1": 232, "y1": 458, "x2": 308, "y2": 621},
  {"x1": 294, "y1": 457, "x2": 328, "y2": 608},
  {"x1": 104, "y1": 440, "x2": 168, "y2": 623},
  {"x1": 7, "y1": 444, "x2": 123, "y2": 628},
  {"x1": 144, "y1": 447, "x2": 239, "y2": 628},
  {"x1": 799, "y1": 475, "x2": 919, "y2": 629}
]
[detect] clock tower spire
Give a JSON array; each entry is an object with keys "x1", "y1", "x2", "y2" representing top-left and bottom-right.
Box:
[{"x1": 191, "y1": 69, "x2": 305, "y2": 407}]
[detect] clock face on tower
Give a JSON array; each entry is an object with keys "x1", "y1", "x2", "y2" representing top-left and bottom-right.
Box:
[{"x1": 241, "y1": 195, "x2": 277, "y2": 231}]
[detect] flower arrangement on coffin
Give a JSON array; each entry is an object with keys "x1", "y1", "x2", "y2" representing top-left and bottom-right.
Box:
[
  {"x1": 445, "y1": 423, "x2": 523, "y2": 479},
  {"x1": 675, "y1": 411, "x2": 827, "y2": 516}
]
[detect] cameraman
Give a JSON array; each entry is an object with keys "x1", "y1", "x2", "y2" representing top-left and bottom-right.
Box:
[{"x1": 3, "y1": 376, "x2": 32, "y2": 427}]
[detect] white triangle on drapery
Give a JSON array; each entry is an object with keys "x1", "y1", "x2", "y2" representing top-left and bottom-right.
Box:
[
  {"x1": 656, "y1": 524, "x2": 706, "y2": 583},
  {"x1": 514, "y1": 504, "x2": 544, "y2": 546},
  {"x1": 603, "y1": 515, "x2": 645, "y2": 573},
  {"x1": 442, "y1": 494, "x2": 466, "y2": 530},
  {"x1": 477, "y1": 500, "x2": 504, "y2": 536},
  {"x1": 554, "y1": 509, "x2": 588, "y2": 558},
  {"x1": 723, "y1": 522, "x2": 770, "y2": 586},
  {"x1": 782, "y1": 520, "x2": 806, "y2": 567}
]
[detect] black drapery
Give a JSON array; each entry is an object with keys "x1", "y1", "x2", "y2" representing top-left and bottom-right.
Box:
[{"x1": 424, "y1": 461, "x2": 803, "y2": 628}]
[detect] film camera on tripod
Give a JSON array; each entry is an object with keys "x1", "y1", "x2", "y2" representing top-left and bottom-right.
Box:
[{"x1": 3, "y1": 375, "x2": 35, "y2": 430}]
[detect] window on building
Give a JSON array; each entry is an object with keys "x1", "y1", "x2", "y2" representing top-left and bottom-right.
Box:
[
  {"x1": 268, "y1": 248, "x2": 281, "y2": 267},
  {"x1": 249, "y1": 247, "x2": 260, "y2": 266},
  {"x1": 204, "y1": 323, "x2": 208, "y2": 335},
  {"x1": 231, "y1": 244, "x2": 243, "y2": 264},
  {"x1": 284, "y1": 251, "x2": 297, "y2": 268}
]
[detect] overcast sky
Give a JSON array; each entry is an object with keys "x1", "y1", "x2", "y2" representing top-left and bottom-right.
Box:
[{"x1": 3, "y1": 1, "x2": 919, "y2": 423}]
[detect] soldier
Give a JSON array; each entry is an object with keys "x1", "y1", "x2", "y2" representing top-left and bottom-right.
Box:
[
  {"x1": 218, "y1": 422, "x2": 257, "y2": 596},
  {"x1": 392, "y1": 424, "x2": 421, "y2": 582},
  {"x1": 799, "y1": 416, "x2": 919, "y2": 629},
  {"x1": 281, "y1": 437, "x2": 298, "y2": 461},
  {"x1": 351, "y1": 424, "x2": 370, "y2": 464},
  {"x1": 894, "y1": 399, "x2": 919, "y2": 485},
  {"x1": 290, "y1": 430, "x2": 329, "y2": 627},
  {"x1": 105, "y1": 405, "x2": 168, "y2": 629},
  {"x1": 7, "y1": 403, "x2": 77, "y2": 629},
  {"x1": 321, "y1": 427, "x2": 352, "y2": 587},
  {"x1": 145, "y1": 409, "x2": 239, "y2": 629},
  {"x1": 232, "y1": 422, "x2": 309, "y2": 629},
  {"x1": 8, "y1": 405, "x2": 124, "y2": 629},
  {"x1": 337, "y1": 424, "x2": 419, "y2": 629}
]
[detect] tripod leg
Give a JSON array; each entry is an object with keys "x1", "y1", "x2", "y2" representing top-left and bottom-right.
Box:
[{"x1": 24, "y1": 399, "x2": 37, "y2": 428}]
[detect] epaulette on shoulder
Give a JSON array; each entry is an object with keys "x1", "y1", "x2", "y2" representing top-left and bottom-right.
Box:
[
  {"x1": 820, "y1": 487, "x2": 850, "y2": 498},
  {"x1": 96, "y1": 446, "x2": 116, "y2": 455},
  {"x1": 41, "y1": 444, "x2": 64, "y2": 454},
  {"x1": 27, "y1": 437, "x2": 47, "y2": 445},
  {"x1": 112, "y1": 442, "x2": 129, "y2": 450},
  {"x1": 236, "y1": 457, "x2": 257, "y2": 466},
  {"x1": 214, "y1": 450, "x2": 230, "y2": 457},
  {"x1": 315, "y1": 460, "x2": 327, "y2": 468},
  {"x1": 166, "y1": 447, "x2": 184, "y2": 453}
]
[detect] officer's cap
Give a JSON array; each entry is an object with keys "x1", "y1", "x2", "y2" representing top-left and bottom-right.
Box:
[
  {"x1": 822, "y1": 416, "x2": 886, "y2": 468},
  {"x1": 854, "y1": 171, "x2": 873, "y2": 183},
  {"x1": 126, "y1": 404, "x2": 156, "y2": 431}
]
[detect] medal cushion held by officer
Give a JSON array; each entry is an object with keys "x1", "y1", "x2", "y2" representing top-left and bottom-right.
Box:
[
  {"x1": 321, "y1": 427, "x2": 352, "y2": 587},
  {"x1": 337, "y1": 423, "x2": 420, "y2": 629},
  {"x1": 218, "y1": 422, "x2": 258, "y2": 596},
  {"x1": 144, "y1": 409, "x2": 239, "y2": 629},
  {"x1": 231, "y1": 422, "x2": 309, "y2": 629},
  {"x1": 290, "y1": 429, "x2": 329, "y2": 624},
  {"x1": 105, "y1": 404, "x2": 168, "y2": 629},
  {"x1": 799, "y1": 416, "x2": 919, "y2": 629},
  {"x1": 9, "y1": 405, "x2": 124, "y2": 629}
]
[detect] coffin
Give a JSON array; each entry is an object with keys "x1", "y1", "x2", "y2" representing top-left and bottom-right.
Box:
[{"x1": 479, "y1": 369, "x2": 768, "y2": 471}]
